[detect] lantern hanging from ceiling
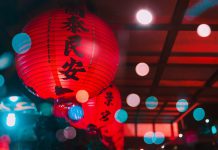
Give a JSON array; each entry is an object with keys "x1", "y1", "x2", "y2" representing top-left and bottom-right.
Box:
[
  {"x1": 16, "y1": 8, "x2": 119, "y2": 100},
  {"x1": 65, "y1": 85, "x2": 121, "y2": 129}
]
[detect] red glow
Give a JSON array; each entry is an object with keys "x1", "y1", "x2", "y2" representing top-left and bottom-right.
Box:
[{"x1": 160, "y1": 80, "x2": 204, "y2": 87}]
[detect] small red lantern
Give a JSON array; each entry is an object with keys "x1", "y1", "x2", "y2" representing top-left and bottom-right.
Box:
[
  {"x1": 16, "y1": 8, "x2": 119, "y2": 100},
  {"x1": 66, "y1": 85, "x2": 121, "y2": 129}
]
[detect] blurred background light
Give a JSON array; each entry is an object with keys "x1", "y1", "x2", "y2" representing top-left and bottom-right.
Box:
[
  {"x1": 136, "y1": 9, "x2": 153, "y2": 25},
  {"x1": 135, "y1": 62, "x2": 150, "y2": 77},
  {"x1": 126, "y1": 93, "x2": 140, "y2": 107},
  {"x1": 6, "y1": 113, "x2": 16, "y2": 127},
  {"x1": 12, "y1": 33, "x2": 31, "y2": 54},
  {"x1": 68, "y1": 105, "x2": 84, "y2": 121},
  {"x1": 76, "y1": 90, "x2": 89, "y2": 103},
  {"x1": 211, "y1": 125, "x2": 217, "y2": 135},
  {"x1": 153, "y1": 132, "x2": 165, "y2": 145},
  {"x1": 64, "y1": 126, "x2": 77, "y2": 140},
  {"x1": 205, "y1": 118, "x2": 210, "y2": 124},
  {"x1": 0, "y1": 51, "x2": 14, "y2": 70},
  {"x1": 9, "y1": 96, "x2": 19, "y2": 102},
  {"x1": 179, "y1": 133, "x2": 183, "y2": 138},
  {"x1": 0, "y1": 74, "x2": 5, "y2": 87},
  {"x1": 197, "y1": 24, "x2": 211, "y2": 37},
  {"x1": 193, "y1": 107, "x2": 205, "y2": 121},
  {"x1": 145, "y1": 96, "x2": 158, "y2": 110},
  {"x1": 143, "y1": 131, "x2": 155, "y2": 144},
  {"x1": 56, "y1": 129, "x2": 67, "y2": 142},
  {"x1": 176, "y1": 99, "x2": 189, "y2": 113},
  {"x1": 115, "y1": 109, "x2": 128, "y2": 123},
  {"x1": 161, "y1": 145, "x2": 165, "y2": 149}
]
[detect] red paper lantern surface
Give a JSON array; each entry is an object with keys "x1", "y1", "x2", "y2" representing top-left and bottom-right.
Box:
[
  {"x1": 16, "y1": 8, "x2": 119, "y2": 100},
  {"x1": 66, "y1": 85, "x2": 121, "y2": 129}
]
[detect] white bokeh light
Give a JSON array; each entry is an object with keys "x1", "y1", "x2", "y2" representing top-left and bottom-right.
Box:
[
  {"x1": 135, "y1": 62, "x2": 150, "y2": 76},
  {"x1": 136, "y1": 9, "x2": 153, "y2": 25},
  {"x1": 126, "y1": 93, "x2": 141, "y2": 107},
  {"x1": 205, "y1": 118, "x2": 210, "y2": 124},
  {"x1": 197, "y1": 24, "x2": 211, "y2": 37},
  {"x1": 179, "y1": 133, "x2": 183, "y2": 138}
]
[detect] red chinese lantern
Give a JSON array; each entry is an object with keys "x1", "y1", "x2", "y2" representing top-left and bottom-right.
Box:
[
  {"x1": 16, "y1": 8, "x2": 119, "y2": 100},
  {"x1": 66, "y1": 85, "x2": 121, "y2": 129}
]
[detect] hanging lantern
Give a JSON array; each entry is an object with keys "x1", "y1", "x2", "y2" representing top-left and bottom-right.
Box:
[
  {"x1": 66, "y1": 85, "x2": 121, "y2": 129},
  {"x1": 16, "y1": 8, "x2": 119, "y2": 100}
]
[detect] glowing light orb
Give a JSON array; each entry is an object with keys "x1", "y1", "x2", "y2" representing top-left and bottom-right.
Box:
[
  {"x1": 6, "y1": 113, "x2": 16, "y2": 127},
  {"x1": 135, "y1": 62, "x2": 150, "y2": 76},
  {"x1": 143, "y1": 132, "x2": 155, "y2": 144},
  {"x1": 0, "y1": 75, "x2": 5, "y2": 87},
  {"x1": 211, "y1": 125, "x2": 217, "y2": 135},
  {"x1": 145, "y1": 96, "x2": 158, "y2": 109},
  {"x1": 9, "y1": 96, "x2": 19, "y2": 102},
  {"x1": 197, "y1": 24, "x2": 211, "y2": 37},
  {"x1": 161, "y1": 145, "x2": 165, "y2": 149},
  {"x1": 64, "y1": 126, "x2": 77, "y2": 139},
  {"x1": 115, "y1": 109, "x2": 128, "y2": 123},
  {"x1": 179, "y1": 133, "x2": 183, "y2": 138},
  {"x1": 56, "y1": 129, "x2": 67, "y2": 142},
  {"x1": 126, "y1": 93, "x2": 140, "y2": 107},
  {"x1": 12, "y1": 33, "x2": 31, "y2": 54},
  {"x1": 193, "y1": 107, "x2": 205, "y2": 121},
  {"x1": 205, "y1": 118, "x2": 210, "y2": 124},
  {"x1": 153, "y1": 132, "x2": 165, "y2": 145},
  {"x1": 39, "y1": 103, "x2": 53, "y2": 116},
  {"x1": 0, "y1": 51, "x2": 14, "y2": 70},
  {"x1": 76, "y1": 90, "x2": 89, "y2": 103},
  {"x1": 136, "y1": 9, "x2": 153, "y2": 25},
  {"x1": 68, "y1": 105, "x2": 84, "y2": 121},
  {"x1": 176, "y1": 99, "x2": 189, "y2": 112}
]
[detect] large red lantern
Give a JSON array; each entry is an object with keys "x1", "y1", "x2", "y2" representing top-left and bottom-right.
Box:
[
  {"x1": 16, "y1": 8, "x2": 119, "y2": 100},
  {"x1": 65, "y1": 85, "x2": 121, "y2": 129}
]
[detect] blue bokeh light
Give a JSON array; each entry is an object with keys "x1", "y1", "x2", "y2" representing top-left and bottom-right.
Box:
[
  {"x1": 115, "y1": 109, "x2": 128, "y2": 123},
  {"x1": 211, "y1": 125, "x2": 217, "y2": 135},
  {"x1": 6, "y1": 113, "x2": 16, "y2": 127},
  {"x1": 144, "y1": 132, "x2": 155, "y2": 144},
  {"x1": 153, "y1": 132, "x2": 165, "y2": 145},
  {"x1": 0, "y1": 51, "x2": 14, "y2": 70},
  {"x1": 145, "y1": 96, "x2": 158, "y2": 109},
  {"x1": 68, "y1": 105, "x2": 84, "y2": 121},
  {"x1": 176, "y1": 99, "x2": 189, "y2": 112},
  {"x1": 193, "y1": 107, "x2": 205, "y2": 121},
  {"x1": 12, "y1": 33, "x2": 31, "y2": 54},
  {"x1": 0, "y1": 75, "x2": 5, "y2": 87}
]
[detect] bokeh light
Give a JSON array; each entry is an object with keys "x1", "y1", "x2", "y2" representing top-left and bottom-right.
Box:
[
  {"x1": 56, "y1": 129, "x2": 67, "y2": 142},
  {"x1": 39, "y1": 102, "x2": 53, "y2": 116},
  {"x1": 0, "y1": 75, "x2": 5, "y2": 87},
  {"x1": 126, "y1": 93, "x2": 141, "y2": 107},
  {"x1": 153, "y1": 132, "x2": 165, "y2": 145},
  {"x1": 76, "y1": 90, "x2": 89, "y2": 103},
  {"x1": 197, "y1": 24, "x2": 211, "y2": 37},
  {"x1": 135, "y1": 62, "x2": 150, "y2": 76},
  {"x1": 64, "y1": 126, "x2": 77, "y2": 140},
  {"x1": 179, "y1": 133, "x2": 183, "y2": 138},
  {"x1": 12, "y1": 33, "x2": 31, "y2": 54},
  {"x1": 211, "y1": 125, "x2": 217, "y2": 135},
  {"x1": 145, "y1": 96, "x2": 158, "y2": 109},
  {"x1": 161, "y1": 145, "x2": 165, "y2": 149},
  {"x1": 115, "y1": 109, "x2": 128, "y2": 123},
  {"x1": 143, "y1": 131, "x2": 155, "y2": 144},
  {"x1": 176, "y1": 99, "x2": 189, "y2": 112},
  {"x1": 68, "y1": 105, "x2": 84, "y2": 121},
  {"x1": 136, "y1": 9, "x2": 153, "y2": 25},
  {"x1": 9, "y1": 96, "x2": 19, "y2": 102},
  {"x1": 6, "y1": 113, "x2": 16, "y2": 127},
  {"x1": 205, "y1": 118, "x2": 210, "y2": 124},
  {"x1": 193, "y1": 107, "x2": 205, "y2": 121},
  {"x1": 0, "y1": 51, "x2": 14, "y2": 70}
]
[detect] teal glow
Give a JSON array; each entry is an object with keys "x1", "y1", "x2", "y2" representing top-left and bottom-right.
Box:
[
  {"x1": 0, "y1": 51, "x2": 14, "y2": 70},
  {"x1": 153, "y1": 132, "x2": 165, "y2": 145},
  {"x1": 211, "y1": 126, "x2": 217, "y2": 135},
  {"x1": 144, "y1": 132, "x2": 155, "y2": 144},
  {"x1": 145, "y1": 96, "x2": 158, "y2": 109},
  {"x1": 12, "y1": 33, "x2": 31, "y2": 54},
  {"x1": 68, "y1": 105, "x2": 84, "y2": 121},
  {"x1": 40, "y1": 103, "x2": 53, "y2": 116},
  {"x1": 0, "y1": 75, "x2": 5, "y2": 87},
  {"x1": 193, "y1": 107, "x2": 205, "y2": 121},
  {"x1": 115, "y1": 109, "x2": 128, "y2": 123},
  {"x1": 176, "y1": 99, "x2": 189, "y2": 112},
  {"x1": 9, "y1": 96, "x2": 19, "y2": 102}
]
